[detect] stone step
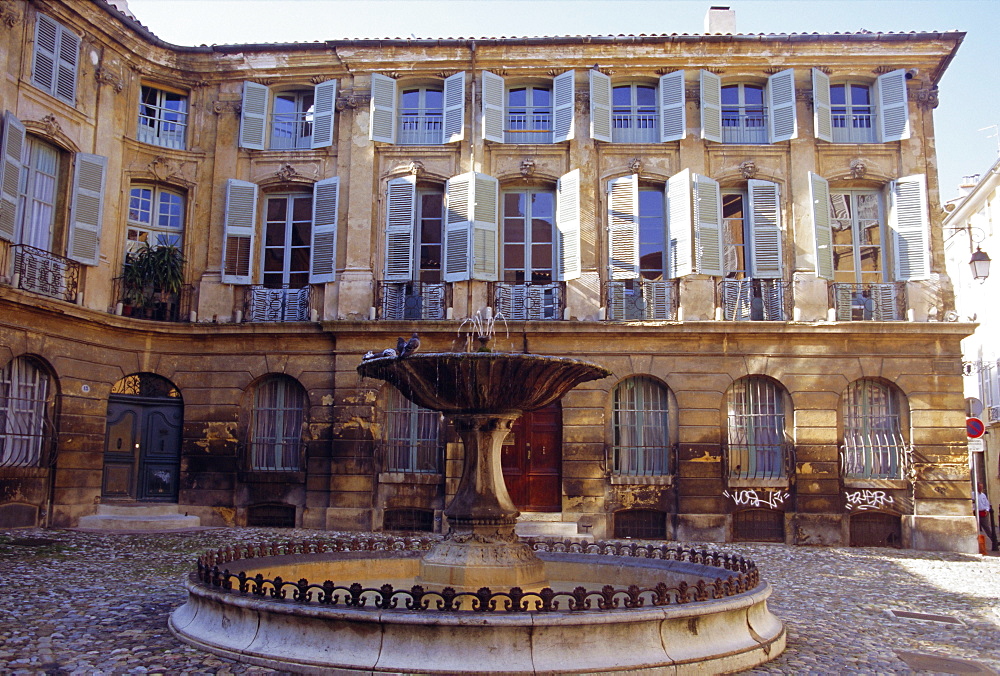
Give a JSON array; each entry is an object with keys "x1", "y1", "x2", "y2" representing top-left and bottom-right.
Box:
[
  {"x1": 515, "y1": 519, "x2": 593, "y2": 541},
  {"x1": 77, "y1": 504, "x2": 201, "y2": 531}
]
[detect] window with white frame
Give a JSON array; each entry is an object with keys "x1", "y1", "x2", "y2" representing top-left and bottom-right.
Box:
[
  {"x1": 137, "y1": 85, "x2": 188, "y2": 150},
  {"x1": 0, "y1": 357, "x2": 52, "y2": 468},
  {"x1": 701, "y1": 70, "x2": 796, "y2": 144},
  {"x1": 842, "y1": 379, "x2": 907, "y2": 479},
  {"x1": 482, "y1": 72, "x2": 573, "y2": 144},
  {"x1": 31, "y1": 14, "x2": 79, "y2": 106},
  {"x1": 502, "y1": 188, "x2": 555, "y2": 284},
  {"x1": 812, "y1": 69, "x2": 910, "y2": 144},
  {"x1": 0, "y1": 112, "x2": 108, "y2": 268},
  {"x1": 591, "y1": 71, "x2": 685, "y2": 144},
  {"x1": 248, "y1": 375, "x2": 307, "y2": 471},
  {"x1": 221, "y1": 177, "x2": 339, "y2": 286},
  {"x1": 612, "y1": 376, "x2": 671, "y2": 476},
  {"x1": 720, "y1": 181, "x2": 785, "y2": 320},
  {"x1": 727, "y1": 376, "x2": 787, "y2": 480},
  {"x1": 383, "y1": 387, "x2": 441, "y2": 473},
  {"x1": 830, "y1": 190, "x2": 885, "y2": 285},
  {"x1": 370, "y1": 73, "x2": 465, "y2": 145},
  {"x1": 239, "y1": 80, "x2": 337, "y2": 150},
  {"x1": 126, "y1": 185, "x2": 185, "y2": 255}
]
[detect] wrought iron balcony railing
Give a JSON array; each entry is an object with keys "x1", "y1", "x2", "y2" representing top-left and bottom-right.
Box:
[
  {"x1": 721, "y1": 109, "x2": 768, "y2": 144},
  {"x1": 398, "y1": 112, "x2": 443, "y2": 145},
  {"x1": 11, "y1": 244, "x2": 79, "y2": 302},
  {"x1": 724, "y1": 441, "x2": 795, "y2": 482},
  {"x1": 831, "y1": 113, "x2": 876, "y2": 143},
  {"x1": 611, "y1": 112, "x2": 658, "y2": 143},
  {"x1": 492, "y1": 281, "x2": 564, "y2": 321},
  {"x1": 504, "y1": 112, "x2": 553, "y2": 144},
  {"x1": 605, "y1": 279, "x2": 678, "y2": 321},
  {"x1": 243, "y1": 285, "x2": 313, "y2": 322},
  {"x1": 378, "y1": 281, "x2": 449, "y2": 320},
  {"x1": 831, "y1": 282, "x2": 905, "y2": 321},
  {"x1": 719, "y1": 279, "x2": 790, "y2": 321},
  {"x1": 136, "y1": 117, "x2": 186, "y2": 150},
  {"x1": 111, "y1": 276, "x2": 194, "y2": 322},
  {"x1": 269, "y1": 112, "x2": 313, "y2": 149}
]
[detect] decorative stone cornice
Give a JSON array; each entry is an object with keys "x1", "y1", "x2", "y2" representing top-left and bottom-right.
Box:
[
  {"x1": 275, "y1": 163, "x2": 299, "y2": 182},
  {"x1": 703, "y1": 67, "x2": 724, "y2": 75},
  {"x1": 814, "y1": 66, "x2": 832, "y2": 75},
  {"x1": 310, "y1": 75, "x2": 334, "y2": 85},
  {"x1": 250, "y1": 77, "x2": 274, "y2": 86},
  {"x1": 436, "y1": 70, "x2": 459, "y2": 79},
  {"x1": 739, "y1": 160, "x2": 758, "y2": 180},
  {"x1": 213, "y1": 100, "x2": 242, "y2": 115},
  {"x1": 913, "y1": 86, "x2": 939, "y2": 110},
  {"x1": 628, "y1": 158, "x2": 642, "y2": 175},
  {"x1": 519, "y1": 158, "x2": 536, "y2": 178},
  {"x1": 849, "y1": 158, "x2": 867, "y2": 179},
  {"x1": 336, "y1": 90, "x2": 370, "y2": 110},
  {"x1": 871, "y1": 65, "x2": 899, "y2": 75},
  {"x1": 147, "y1": 156, "x2": 195, "y2": 187},
  {"x1": 95, "y1": 66, "x2": 124, "y2": 94},
  {"x1": 655, "y1": 67, "x2": 681, "y2": 76},
  {"x1": 0, "y1": 0, "x2": 21, "y2": 28}
]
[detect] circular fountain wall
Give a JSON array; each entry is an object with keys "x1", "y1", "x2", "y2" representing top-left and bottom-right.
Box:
[{"x1": 170, "y1": 536, "x2": 785, "y2": 674}]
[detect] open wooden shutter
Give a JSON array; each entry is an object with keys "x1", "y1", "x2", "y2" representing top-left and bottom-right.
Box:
[
  {"x1": 369, "y1": 73, "x2": 397, "y2": 144},
  {"x1": 222, "y1": 179, "x2": 258, "y2": 284},
  {"x1": 33, "y1": 15, "x2": 78, "y2": 105},
  {"x1": 607, "y1": 174, "x2": 639, "y2": 280},
  {"x1": 665, "y1": 169, "x2": 693, "y2": 279},
  {"x1": 747, "y1": 180, "x2": 782, "y2": 279},
  {"x1": 481, "y1": 70, "x2": 505, "y2": 144},
  {"x1": 556, "y1": 169, "x2": 581, "y2": 281},
  {"x1": 812, "y1": 68, "x2": 833, "y2": 143},
  {"x1": 239, "y1": 81, "x2": 269, "y2": 150},
  {"x1": 700, "y1": 70, "x2": 722, "y2": 143},
  {"x1": 442, "y1": 71, "x2": 466, "y2": 144},
  {"x1": 644, "y1": 280, "x2": 673, "y2": 320},
  {"x1": 67, "y1": 154, "x2": 107, "y2": 266},
  {"x1": 311, "y1": 79, "x2": 338, "y2": 149},
  {"x1": 384, "y1": 175, "x2": 416, "y2": 282},
  {"x1": 606, "y1": 281, "x2": 626, "y2": 320},
  {"x1": 659, "y1": 70, "x2": 686, "y2": 142},
  {"x1": 767, "y1": 68, "x2": 796, "y2": 143},
  {"x1": 590, "y1": 70, "x2": 613, "y2": 143},
  {"x1": 553, "y1": 70, "x2": 575, "y2": 143},
  {"x1": 723, "y1": 280, "x2": 751, "y2": 321},
  {"x1": 809, "y1": 172, "x2": 833, "y2": 280},
  {"x1": 444, "y1": 172, "x2": 472, "y2": 282},
  {"x1": 309, "y1": 177, "x2": 339, "y2": 284},
  {"x1": 835, "y1": 284, "x2": 853, "y2": 321},
  {"x1": 876, "y1": 69, "x2": 909, "y2": 142},
  {"x1": 0, "y1": 112, "x2": 26, "y2": 243},
  {"x1": 889, "y1": 174, "x2": 930, "y2": 281},
  {"x1": 873, "y1": 284, "x2": 900, "y2": 321},
  {"x1": 694, "y1": 174, "x2": 723, "y2": 276},
  {"x1": 471, "y1": 173, "x2": 499, "y2": 281}
]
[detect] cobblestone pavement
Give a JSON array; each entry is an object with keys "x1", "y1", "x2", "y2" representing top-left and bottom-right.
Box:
[{"x1": 1, "y1": 527, "x2": 998, "y2": 674}]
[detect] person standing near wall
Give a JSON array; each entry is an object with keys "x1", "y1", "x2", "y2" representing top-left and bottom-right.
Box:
[{"x1": 977, "y1": 483, "x2": 997, "y2": 551}]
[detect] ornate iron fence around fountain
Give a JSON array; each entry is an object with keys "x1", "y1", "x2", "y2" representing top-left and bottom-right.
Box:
[{"x1": 193, "y1": 536, "x2": 761, "y2": 613}]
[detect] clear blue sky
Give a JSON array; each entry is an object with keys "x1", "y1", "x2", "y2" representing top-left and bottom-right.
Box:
[{"x1": 126, "y1": 0, "x2": 1000, "y2": 198}]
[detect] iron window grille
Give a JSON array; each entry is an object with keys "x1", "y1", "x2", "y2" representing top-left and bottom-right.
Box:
[
  {"x1": 719, "y1": 279, "x2": 789, "y2": 321},
  {"x1": 492, "y1": 281, "x2": 564, "y2": 321},
  {"x1": 0, "y1": 357, "x2": 55, "y2": 468},
  {"x1": 732, "y1": 509, "x2": 785, "y2": 542},
  {"x1": 605, "y1": 279, "x2": 678, "y2": 321},
  {"x1": 613, "y1": 509, "x2": 668, "y2": 539},
  {"x1": 841, "y1": 379, "x2": 909, "y2": 479},
  {"x1": 382, "y1": 388, "x2": 442, "y2": 474},
  {"x1": 612, "y1": 377, "x2": 672, "y2": 476},
  {"x1": 378, "y1": 281, "x2": 449, "y2": 320},
  {"x1": 243, "y1": 285, "x2": 313, "y2": 322},
  {"x1": 831, "y1": 282, "x2": 905, "y2": 321},
  {"x1": 726, "y1": 377, "x2": 792, "y2": 481},
  {"x1": 11, "y1": 244, "x2": 79, "y2": 302}
]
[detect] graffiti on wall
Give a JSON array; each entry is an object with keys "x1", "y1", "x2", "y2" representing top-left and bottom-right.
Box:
[
  {"x1": 723, "y1": 489, "x2": 789, "y2": 510},
  {"x1": 845, "y1": 489, "x2": 894, "y2": 511}
]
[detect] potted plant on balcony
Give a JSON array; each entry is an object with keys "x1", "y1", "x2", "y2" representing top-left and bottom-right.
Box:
[{"x1": 120, "y1": 243, "x2": 185, "y2": 320}]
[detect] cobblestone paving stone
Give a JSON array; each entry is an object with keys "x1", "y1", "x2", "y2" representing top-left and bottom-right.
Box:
[{"x1": 1, "y1": 527, "x2": 998, "y2": 674}]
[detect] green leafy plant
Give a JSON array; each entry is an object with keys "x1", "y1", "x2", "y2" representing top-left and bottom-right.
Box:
[{"x1": 120, "y1": 243, "x2": 185, "y2": 316}]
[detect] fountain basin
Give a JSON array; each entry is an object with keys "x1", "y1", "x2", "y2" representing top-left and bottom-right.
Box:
[{"x1": 169, "y1": 538, "x2": 785, "y2": 674}]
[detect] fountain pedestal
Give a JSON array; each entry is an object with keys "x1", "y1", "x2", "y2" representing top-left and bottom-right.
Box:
[{"x1": 418, "y1": 413, "x2": 547, "y2": 590}]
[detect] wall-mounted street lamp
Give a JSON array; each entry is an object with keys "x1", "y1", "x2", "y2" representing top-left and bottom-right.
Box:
[{"x1": 970, "y1": 247, "x2": 992, "y2": 281}]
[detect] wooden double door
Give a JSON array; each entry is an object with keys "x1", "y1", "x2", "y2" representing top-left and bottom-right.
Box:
[
  {"x1": 102, "y1": 396, "x2": 182, "y2": 501},
  {"x1": 501, "y1": 404, "x2": 562, "y2": 512}
]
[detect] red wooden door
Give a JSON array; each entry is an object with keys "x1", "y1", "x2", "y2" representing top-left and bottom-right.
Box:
[{"x1": 501, "y1": 404, "x2": 562, "y2": 512}]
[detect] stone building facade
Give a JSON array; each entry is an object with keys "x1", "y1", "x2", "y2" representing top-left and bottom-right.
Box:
[{"x1": 0, "y1": 0, "x2": 976, "y2": 551}]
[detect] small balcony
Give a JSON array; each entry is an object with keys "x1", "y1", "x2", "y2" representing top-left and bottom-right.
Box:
[
  {"x1": 136, "y1": 117, "x2": 186, "y2": 150},
  {"x1": 9, "y1": 244, "x2": 79, "y2": 302},
  {"x1": 719, "y1": 279, "x2": 790, "y2": 321},
  {"x1": 492, "y1": 281, "x2": 564, "y2": 321},
  {"x1": 398, "y1": 112, "x2": 443, "y2": 145},
  {"x1": 721, "y1": 109, "x2": 768, "y2": 144},
  {"x1": 269, "y1": 112, "x2": 313, "y2": 149},
  {"x1": 611, "y1": 112, "x2": 658, "y2": 143},
  {"x1": 378, "y1": 281, "x2": 449, "y2": 320},
  {"x1": 504, "y1": 112, "x2": 553, "y2": 144},
  {"x1": 831, "y1": 282, "x2": 905, "y2": 321},
  {"x1": 725, "y1": 441, "x2": 795, "y2": 485},
  {"x1": 605, "y1": 279, "x2": 678, "y2": 321},
  {"x1": 831, "y1": 114, "x2": 876, "y2": 144},
  {"x1": 243, "y1": 285, "x2": 313, "y2": 322},
  {"x1": 112, "y1": 276, "x2": 194, "y2": 322}
]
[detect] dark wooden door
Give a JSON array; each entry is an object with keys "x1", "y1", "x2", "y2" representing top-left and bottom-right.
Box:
[
  {"x1": 103, "y1": 397, "x2": 182, "y2": 501},
  {"x1": 501, "y1": 404, "x2": 562, "y2": 512}
]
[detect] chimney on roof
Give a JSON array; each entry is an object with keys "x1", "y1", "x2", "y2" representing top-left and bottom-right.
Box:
[{"x1": 705, "y1": 6, "x2": 736, "y2": 34}]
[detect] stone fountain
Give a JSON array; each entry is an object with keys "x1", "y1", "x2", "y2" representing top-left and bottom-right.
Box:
[{"x1": 169, "y1": 332, "x2": 785, "y2": 673}]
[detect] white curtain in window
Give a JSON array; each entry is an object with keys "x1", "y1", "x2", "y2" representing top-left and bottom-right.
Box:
[
  {"x1": 727, "y1": 376, "x2": 785, "y2": 479},
  {"x1": 250, "y1": 376, "x2": 306, "y2": 471},
  {"x1": 384, "y1": 387, "x2": 440, "y2": 473},
  {"x1": 843, "y1": 379, "x2": 906, "y2": 479},
  {"x1": 613, "y1": 377, "x2": 670, "y2": 475}
]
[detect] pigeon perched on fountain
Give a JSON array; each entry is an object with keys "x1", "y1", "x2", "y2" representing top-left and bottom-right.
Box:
[{"x1": 398, "y1": 333, "x2": 420, "y2": 359}]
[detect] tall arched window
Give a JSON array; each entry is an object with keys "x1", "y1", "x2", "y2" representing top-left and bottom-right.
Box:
[
  {"x1": 612, "y1": 376, "x2": 670, "y2": 476},
  {"x1": 842, "y1": 379, "x2": 906, "y2": 479},
  {"x1": 249, "y1": 375, "x2": 307, "y2": 471},
  {"x1": 0, "y1": 357, "x2": 53, "y2": 467},
  {"x1": 727, "y1": 376, "x2": 788, "y2": 480},
  {"x1": 383, "y1": 387, "x2": 441, "y2": 473}
]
